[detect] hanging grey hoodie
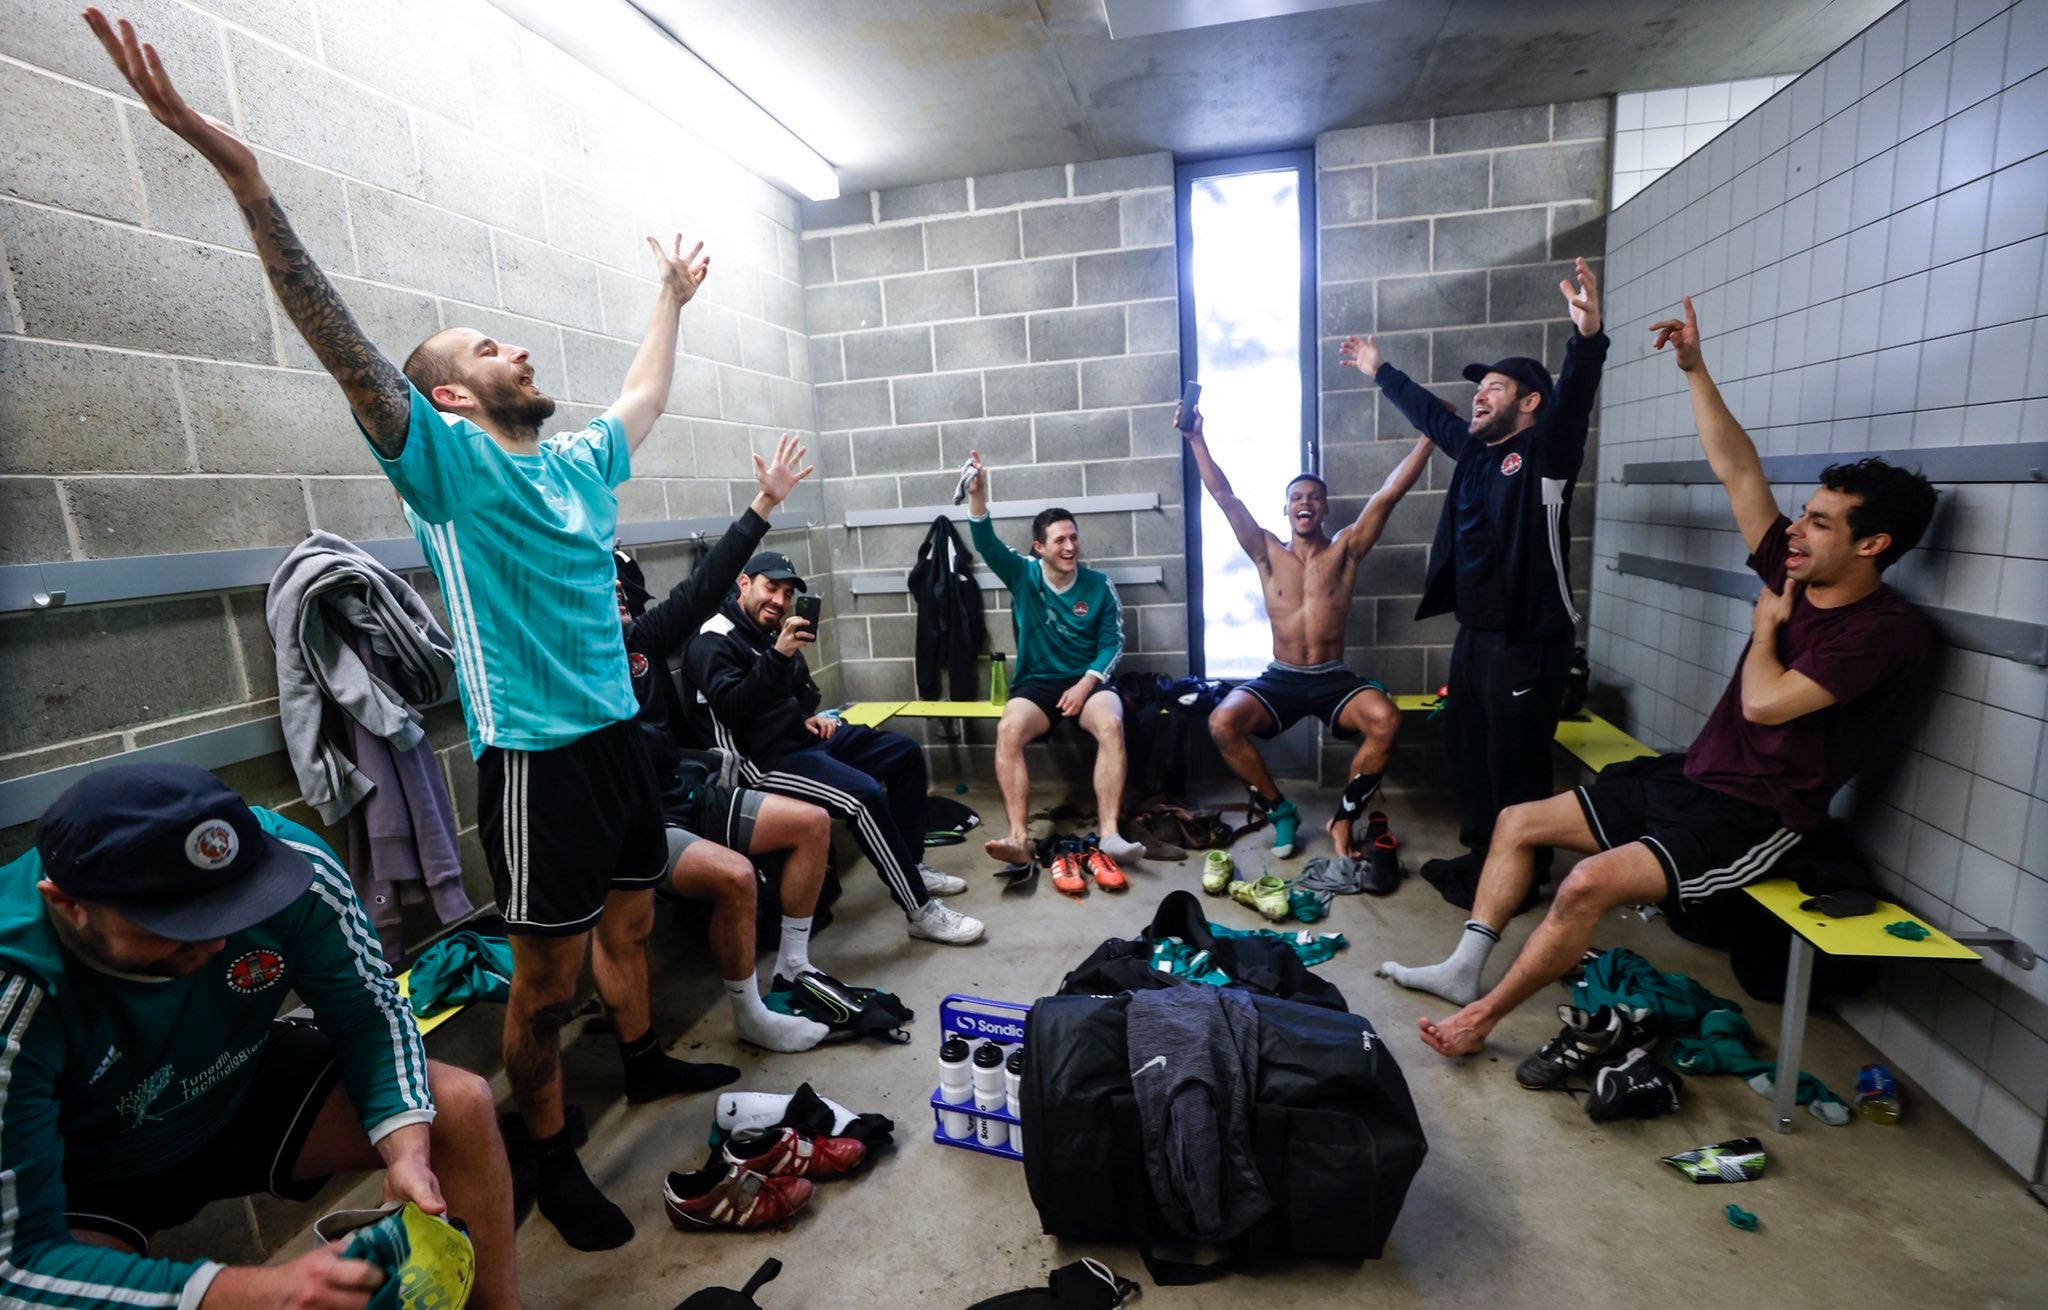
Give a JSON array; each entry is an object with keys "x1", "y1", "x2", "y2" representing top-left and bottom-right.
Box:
[{"x1": 266, "y1": 531, "x2": 457, "y2": 823}]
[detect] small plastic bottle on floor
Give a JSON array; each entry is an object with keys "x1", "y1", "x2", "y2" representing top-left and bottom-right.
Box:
[
  {"x1": 972, "y1": 1040, "x2": 1008, "y2": 1146},
  {"x1": 938, "y1": 1036, "x2": 975, "y2": 1139},
  {"x1": 1005, "y1": 1047, "x2": 1026, "y2": 1154},
  {"x1": 1855, "y1": 1063, "x2": 1902, "y2": 1125}
]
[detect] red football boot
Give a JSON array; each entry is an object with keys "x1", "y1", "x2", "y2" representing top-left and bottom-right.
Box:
[
  {"x1": 721, "y1": 1126, "x2": 867, "y2": 1180},
  {"x1": 664, "y1": 1166, "x2": 813, "y2": 1231}
]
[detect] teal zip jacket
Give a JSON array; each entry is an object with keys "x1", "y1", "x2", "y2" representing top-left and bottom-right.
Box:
[
  {"x1": 0, "y1": 808, "x2": 433, "y2": 1308},
  {"x1": 968, "y1": 513, "x2": 1124, "y2": 684}
]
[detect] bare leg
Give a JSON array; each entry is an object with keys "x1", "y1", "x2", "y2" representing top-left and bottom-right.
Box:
[
  {"x1": 1380, "y1": 792, "x2": 1599, "y2": 1005},
  {"x1": 294, "y1": 1065, "x2": 518, "y2": 1310},
  {"x1": 590, "y1": 886, "x2": 655, "y2": 1043},
  {"x1": 1326, "y1": 688, "x2": 1399, "y2": 856},
  {"x1": 1079, "y1": 689, "x2": 1143, "y2": 858},
  {"x1": 503, "y1": 933, "x2": 590, "y2": 1138},
  {"x1": 987, "y1": 698, "x2": 1052, "y2": 864},
  {"x1": 748, "y1": 793, "x2": 829, "y2": 918},
  {"x1": 668, "y1": 839, "x2": 758, "y2": 981},
  {"x1": 1207, "y1": 690, "x2": 1280, "y2": 802},
  {"x1": 1420, "y1": 843, "x2": 1667, "y2": 1057}
]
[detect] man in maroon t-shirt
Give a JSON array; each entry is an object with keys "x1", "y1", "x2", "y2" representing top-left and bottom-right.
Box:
[{"x1": 1380, "y1": 296, "x2": 1936, "y2": 1067}]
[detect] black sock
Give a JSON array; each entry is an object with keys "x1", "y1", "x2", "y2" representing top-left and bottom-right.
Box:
[
  {"x1": 618, "y1": 1029, "x2": 740, "y2": 1103},
  {"x1": 1338, "y1": 771, "x2": 1383, "y2": 817},
  {"x1": 533, "y1": 1129, "x2": 634, "y2": 1251}
]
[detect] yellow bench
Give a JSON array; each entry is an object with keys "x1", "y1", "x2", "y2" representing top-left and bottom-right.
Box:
[
  {"x1": 394, "y1": 969, "x2": 466, "y2": 1039},
  {"x1": 1740, "y1": 878, "x2": 1980, "y2": 1133}
]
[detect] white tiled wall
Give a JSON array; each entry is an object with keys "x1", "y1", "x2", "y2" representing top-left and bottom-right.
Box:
[
  {"x1": 1613, "y1": 77, "x2": 1800, "y2": 205},
  {"x1": 1595, "y1": 0, "x2": 2048, "y2": 1184}
]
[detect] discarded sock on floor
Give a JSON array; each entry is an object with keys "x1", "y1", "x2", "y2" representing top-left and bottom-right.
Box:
[
  {"x1": 1661, "y1": 1137, "x2": 1767, "y2": 1184},
  {"x1": 1668, "y1": 1010, "x2": 1851, "y2": 1126},
  {"x1": 1288, "y1": 884, "x2": 1330, "y2": 922},
  {"x1": 1296, "y1": 855, "x2": 1368, "y2": 895},
  {"x1": 405, "y1": 930, "x2": 513, "y2": 1017},
  {"x1": 675, "y1": 1258, "x2": 786, "y2": 1310},
  {"x1": 764, "y1": 970, "x2": 914, "y2": 1044},
  {"x1": 714, "y1": 1083, "x2": 896, "y2": 1153},
  {"x1": 1569, "y1": 947, "x2": 1738, "y2": 1036},
  {"x1": 963, "y1": 1258, "x2": 1141, "y2": 1309},
  {"x1": 1724, "y1": 1203, "x2": 1760, "y2": 1231}
]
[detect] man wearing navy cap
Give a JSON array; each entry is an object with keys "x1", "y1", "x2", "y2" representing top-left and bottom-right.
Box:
[
  {"x1": 1340, "y1": 257, "x2": 1609, "y2": 909},
  {"x1": 0, "y1": 763, "x2": 515, "y2": 1309}
]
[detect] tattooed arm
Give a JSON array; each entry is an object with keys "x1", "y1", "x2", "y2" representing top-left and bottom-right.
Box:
[{"x1": 85, "y1": 8, "x2": 411, "y2": 456}]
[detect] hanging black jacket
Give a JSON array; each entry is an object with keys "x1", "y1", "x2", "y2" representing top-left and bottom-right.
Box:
[
  {"x1": 1373, "y1": 329, "x2": 1608, "y2": 643},
  {"x1": 681, "y1": 592, "x2": 823, "y2": 768},
  {"x1": 618, "y1": 508, "x2": 770, "y2": 806},
  {"x1": 906, "y1": 515, "x2": 985, "y2": 700}
]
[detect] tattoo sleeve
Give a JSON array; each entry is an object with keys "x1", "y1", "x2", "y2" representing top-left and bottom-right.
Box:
[{"x1": 239, "y1": 193, "x2": 412, "y2": 458}]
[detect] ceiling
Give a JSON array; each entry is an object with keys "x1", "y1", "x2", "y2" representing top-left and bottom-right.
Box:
[{"x1": 636, "y1": 0, "x2": 1896, "y2": 193}]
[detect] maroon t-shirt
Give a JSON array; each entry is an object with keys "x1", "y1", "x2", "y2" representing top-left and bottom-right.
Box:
[{"x1": 1684, "y1": 516, "x2": 1931, "y2": 831}]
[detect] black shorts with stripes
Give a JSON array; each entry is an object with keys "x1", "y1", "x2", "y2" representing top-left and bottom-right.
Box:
[
  {"x1": 479, "y1": 717, "x2": 668, "y2": 937},
  {"x1": 1574, "y1": 753, "x2": 1799, "y2": 905}
]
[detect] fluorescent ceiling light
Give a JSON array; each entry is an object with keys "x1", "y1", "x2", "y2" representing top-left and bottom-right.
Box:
[
  {"x1": 485, "y1": 0, "x2": 839, "y2": 200},
  {"x1": 1105, "y1": 0, "x2": 1383, "y2": 39}
]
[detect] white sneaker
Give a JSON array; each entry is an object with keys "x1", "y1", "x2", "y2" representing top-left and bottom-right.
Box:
[
  {"x1": 908, "y1": 898, "x2": 984, "y2": 945},
  {"x1": 916, "y1": 864, "x2": 968, "y2": 896}
]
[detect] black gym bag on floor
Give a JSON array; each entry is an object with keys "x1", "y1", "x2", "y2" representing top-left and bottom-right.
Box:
[{"x1": 1020, "y1": 990, "x2": 1427, "y2": 1283}]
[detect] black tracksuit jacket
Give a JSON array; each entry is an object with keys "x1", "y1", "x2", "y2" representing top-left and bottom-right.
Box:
[{"x1": 682, "y1": 593, "x2": 824, "y2": 769}]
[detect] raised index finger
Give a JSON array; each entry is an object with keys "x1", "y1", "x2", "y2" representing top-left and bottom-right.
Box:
[{"x1": 1682, "y1": 294, "x2": 1698, "y2": 331}]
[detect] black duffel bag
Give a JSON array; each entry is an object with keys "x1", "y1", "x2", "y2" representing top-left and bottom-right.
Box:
[
  {"x1": 1057, "y1": 889, "x2": 1348, "y2": 1012},
  {"x1": 1020, "y1": 990, "x2": 1426, "y2": 1283}
]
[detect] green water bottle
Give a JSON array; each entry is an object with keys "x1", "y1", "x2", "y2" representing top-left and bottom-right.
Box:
[{"x1": 990, "y1": 652, "x2": 1009, "y2": 705}]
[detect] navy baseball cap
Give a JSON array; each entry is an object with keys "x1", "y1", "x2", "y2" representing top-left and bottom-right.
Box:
[
  {"x1": 36, "y1": 764, "x2": 315, "y2": 942},
  {"x1": 741, "y1": 551, "x2": 806, "y2": 591},
  {"x1": 1461, "y1": 356, "x2": 1555, "y2": 408}
]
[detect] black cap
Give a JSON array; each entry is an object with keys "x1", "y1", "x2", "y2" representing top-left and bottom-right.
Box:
[
  {"x1": 36, "y1": 764, "x2": 315, "y2": 942},
  {"x1": 1461, "y1": 356, "x2": 1555, "y2": 408},
  {"x1": 741, "y1": 551, "x2": 806, "y2": 592}
]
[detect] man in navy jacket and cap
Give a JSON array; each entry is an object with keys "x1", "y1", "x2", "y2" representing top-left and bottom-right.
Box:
[{"x1": 1339, "y1": 257, "x2": 1607, "y2": 906}]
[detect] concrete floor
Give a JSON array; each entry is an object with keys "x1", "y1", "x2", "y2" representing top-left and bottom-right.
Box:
[{"x1": 292, "y1": 783, "x2": 2044, "y2": 1308}]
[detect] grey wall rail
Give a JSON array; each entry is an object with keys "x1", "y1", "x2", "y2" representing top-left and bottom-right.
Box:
[
  {"x1": 842, "y1": 492, "x2": 1160, "y2": 529},
  {"x1": 0, "y1": 515, "x2": 814, "y2": 614},
  {"x1": 1612, "y1": 552, "x2": 2048, "y2": 666},
  {"x1": 0, "y1": 716, "x2": 286, "y2": 830},
  {"x1": 1620, "y1": 442, "x2": 2048, "y2": 486},
  {"x1": 845, "y1": 565, "x2": 1166, "y2": 595}
]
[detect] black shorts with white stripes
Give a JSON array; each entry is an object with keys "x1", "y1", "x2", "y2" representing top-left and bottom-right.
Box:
[
  {"x1": 479, "y1": 717, "x2": 668, "y2": 937},
  {"x1": 1574, "y1": 753, "x2": 1799, "y2": 906}
]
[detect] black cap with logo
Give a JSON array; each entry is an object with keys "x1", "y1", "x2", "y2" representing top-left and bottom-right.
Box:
[
  {"x1": 36, "y1": 764, "x2": 315, "y2": 942},
  {"x1": 741, "y1": 551, "x2": 806, "y2": 592},
  {"x1": 1461, "y1": 356, "x2": 1556, "y2": 409}
]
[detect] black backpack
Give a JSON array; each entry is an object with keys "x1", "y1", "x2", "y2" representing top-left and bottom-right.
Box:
[{"x1": 1021, "y1": 990, "x2": 1427, "y2": 1283}]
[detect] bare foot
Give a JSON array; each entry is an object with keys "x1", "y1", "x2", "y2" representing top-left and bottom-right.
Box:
[
  {"x1": 985, "y1": 835, "x2": 1031, "y2": 865},
  {"x1": 1417, "y1": 1006, "x2": 1491, "y2": 1057},
  {"x1": 1325, "y1": 815, "x2": 1356, "y2": 859}
]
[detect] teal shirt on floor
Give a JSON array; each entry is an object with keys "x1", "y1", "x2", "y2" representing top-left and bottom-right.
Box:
[{"x1": 365, "y1": 383, "x2": 639, "y2": 757}]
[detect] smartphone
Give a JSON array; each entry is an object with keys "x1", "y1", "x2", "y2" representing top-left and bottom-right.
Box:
[
  {"x1": 1176, "y1": 380, "x2": 1202, "y2": 430},
  {"x1": 792, "y1": 594, "x2": 822, "y2": 629}
]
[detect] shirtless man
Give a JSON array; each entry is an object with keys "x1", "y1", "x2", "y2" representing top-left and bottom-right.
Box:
[{"x1": 1181, "y1": 405, "x2": 1432, "y2": 859}]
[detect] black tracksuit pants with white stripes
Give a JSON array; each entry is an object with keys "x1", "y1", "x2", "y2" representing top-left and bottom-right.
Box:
[
  {"x1": 1447, "y1": 627, "x2": 1573, "y2": 875},
  {"x1": 744, "y1": 724, "x2": 931, "y2": 914}
]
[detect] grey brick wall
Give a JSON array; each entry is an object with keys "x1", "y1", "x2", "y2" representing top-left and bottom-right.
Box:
[
  {"x1": 1314, "y1": 101, "x2": 1611, "y2": 785},
  {"x1": 1595, "y1": 0, "x2": 2047, "y2": 1180},
  {"x1": 0, "y1": 0, "x2": 819, "y2": 880},
  {"x1": 798, "y1": 157, "x2": 1184, "y2": 781}
]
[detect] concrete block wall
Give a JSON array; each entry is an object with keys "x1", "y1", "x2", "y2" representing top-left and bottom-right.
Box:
[
  {"x1": 1595, "y1": 0, "x2": 2048, "y2": 1181},
  {"x1": 796, "y1": 156, "x2": 1185, "y2": 782},
  {"x1": 0, "y1": 0, "x2": 820, "y2": 870},
  {"x1": 1313, "y1": 101, "x2": 1611, "y2": 785}
]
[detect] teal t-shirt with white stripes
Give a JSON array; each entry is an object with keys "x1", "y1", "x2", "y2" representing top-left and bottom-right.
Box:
[{"x1": 371, "y1": 383, "x2": 639, "y2": 758}]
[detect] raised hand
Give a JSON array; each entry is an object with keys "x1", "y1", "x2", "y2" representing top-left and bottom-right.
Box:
[
  {"x1": 1649, "y1": 295, "x2": 1705, "y2": 373},
  {"x1": 1559, "y1": 256, "x2": 1601, "y2": 336},
  {"x1": 84, "y1": 9, "x2": 260, "y2": 192},
  {"x1": 1173, "y1": 402, "x2": 1204, "y2": 440},
  {"x1": 753, "y1": 432, "x2": 814, "y2": 508},
  {"x1": 646, "y1": 234, "x2": 712, "y2": 306},
  {"x1": 1338, "y1": 334, "x2": 1384, "y2": 375}
]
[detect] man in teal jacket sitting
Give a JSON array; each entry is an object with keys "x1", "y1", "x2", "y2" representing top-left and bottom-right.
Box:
[
  {"x1": 963, "y1": 452, "x2": 1146, "y2": 866},
  {"x1": 0, "y1": 763, "x2": 514, "y2": 1309}
]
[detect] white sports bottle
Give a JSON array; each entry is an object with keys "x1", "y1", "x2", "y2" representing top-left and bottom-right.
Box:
[
  {"x1": 971, "y1": 1040, "x2": 1008, "y2": 1147},
  {"x1": 1005, "y1": 1047, "x2": 1025, "y2": 1154},
  {"x1": 938, "y1": 1036, "x2": 975, "y2": 1139}
]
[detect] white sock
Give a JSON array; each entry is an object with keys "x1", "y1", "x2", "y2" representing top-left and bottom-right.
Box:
[
  {"x1": 1378, "y1": 921, "x2": 1500, "y2": 1006},
  {"x1": 725, "y1": 976, "x2": 828, "y2": 1053},
  {"x1": 776, "y1": 915, "x2": 814, "y2": 983},
  {"x1": 1098, "y1": 831, "x2": 1144, "y2": 861},
  {"x1": 716, "y1": 1090, "x2": 860, "y2": 1137}
]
